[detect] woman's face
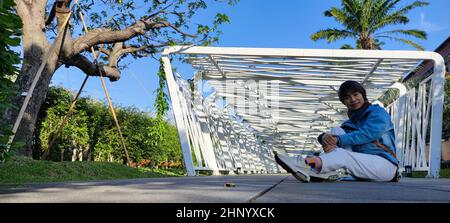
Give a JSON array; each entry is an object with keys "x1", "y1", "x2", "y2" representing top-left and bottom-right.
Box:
[{"x1": 343, "y1": 91, "x2": 365, "y2": 110}]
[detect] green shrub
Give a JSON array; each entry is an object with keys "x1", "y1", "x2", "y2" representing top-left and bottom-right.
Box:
[
  {"x1": 0, "y1": 0, "x2": 22, "y2": 162},
  {"x1": 34, "y1": 87, "x2": 183, "y2": 167}
]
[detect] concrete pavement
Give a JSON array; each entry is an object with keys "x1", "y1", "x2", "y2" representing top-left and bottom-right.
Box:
[{"x1": 1, "y1": 174, "x2": 449, "y2": 203}]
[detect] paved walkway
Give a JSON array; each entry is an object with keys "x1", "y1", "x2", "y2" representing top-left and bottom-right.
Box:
[{"x1": 1, "y1": 174, "x2": 449, "y2": 203}]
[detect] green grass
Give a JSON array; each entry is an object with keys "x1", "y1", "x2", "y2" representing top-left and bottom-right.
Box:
[
  {"x1": 0, "y1": 156, "x2": 186, "y2": 185},
  {"x1": 409, "y1": 168, "x2": 450, "y2": 178}
]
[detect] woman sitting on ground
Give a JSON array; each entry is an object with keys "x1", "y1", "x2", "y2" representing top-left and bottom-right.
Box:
[{"x1": 275, "y1": 80, "x2": 399, "y2": 182}]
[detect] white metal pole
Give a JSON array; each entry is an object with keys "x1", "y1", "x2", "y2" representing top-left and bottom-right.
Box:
[
  {"x1": 205, "y1": 100, "x2": 226, "y2": 169},
  {"x1": 194, "y1": 73, "x2": 220, "y2": 174},
  {"x1": 161, "y1": 55, "x2": 196, "y2": 176},
  {"x1": 197, "y1": 108, "x2": 220, "y2": 174},
  {"x1": 176, "y1": 78, "x2": 203, "y2": 167},
  {"x1": 389, "y1": 82, "x2": 407, "y2": 170},
  {"x1": 428, "y1": 54, "x2": 445, "y2": 178}
]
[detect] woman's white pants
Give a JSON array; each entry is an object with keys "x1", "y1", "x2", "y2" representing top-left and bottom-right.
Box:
[{"x1": 319, "y1": 127, "x2": 397, "y2": 181}]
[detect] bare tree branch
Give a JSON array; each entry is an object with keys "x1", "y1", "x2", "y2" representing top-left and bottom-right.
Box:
[
  {"x1": 102, "y1": 42, "x2": 167, "y2": 68},
  {"x1": 92, "y1": 45, "x2": 111, "y2": 56},
  {"x1": 159, "y1": 21, "x2": 197, "y2": 38},
  {"x1": 65, "y1": 54, "x2": 121, "y2": 81},
  {"x1": 72, "y1": 21, "x2": 152, "y2": 55},
  {"x1": 45, "y1": 1, "x2": 57, "y2": 26},
  {"x1": 72, "y1": 16, "x2": 196, "y2": 55},
  {"x1": 118, "y1": 42, "x2": 168, "y2": 55},
  {"x1": 147, "y1": 1, "x2": 176, "y2": 18}
]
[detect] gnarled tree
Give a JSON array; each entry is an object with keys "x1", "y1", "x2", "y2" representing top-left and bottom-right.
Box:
[{"x1": 5, "y1": 0, "x2": 236, "y2": 156}]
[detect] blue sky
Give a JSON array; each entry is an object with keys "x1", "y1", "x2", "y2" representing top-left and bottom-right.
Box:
[{"x1": 50, "y1": 0, "x2": 450, "y2": 116}]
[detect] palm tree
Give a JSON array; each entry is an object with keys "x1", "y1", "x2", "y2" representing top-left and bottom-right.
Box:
[{"x1": 311, "y1": 0, "x2": 429, "y2": 50}]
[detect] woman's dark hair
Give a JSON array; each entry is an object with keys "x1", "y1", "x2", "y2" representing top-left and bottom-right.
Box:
[{"x1": 338, "y1": 80, "x2": 368, "y2": 103}]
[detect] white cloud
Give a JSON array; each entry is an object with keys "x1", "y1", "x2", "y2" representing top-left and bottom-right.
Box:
[
  {"x1": 419, "y1": 12, "x2": 447, "y2": 32},
  {"x1": 87, "y1": 88, "x2": 105, "y2": 101}
]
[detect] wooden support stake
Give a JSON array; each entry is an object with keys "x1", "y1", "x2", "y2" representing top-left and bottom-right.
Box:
[{"x1": 79, "y1": 11, "x2": 131, "y2": 166}]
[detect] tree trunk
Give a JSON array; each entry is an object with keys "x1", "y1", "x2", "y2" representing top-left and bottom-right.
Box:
[
  {"x1": 6, "y1": 0, "x2": 61, "y2": 156},
  {"x1": 358, "y1": 34, "x2": 375, "y2": 50},
  {"x1": 13, "y1": 52, "x2": 60, "y2": 156},
  {"x1": 71, "y1": 139, "x2": 77, "y2": 161},
  {"x1": 78, "y1": 145, "x2": 83, "y2": 161},
  {"x1": 85, "y1": 144, "x2": 90, "y2": 161},
  {"x1": 60, "y1": 148, "x2": 64, "y2": 161}
]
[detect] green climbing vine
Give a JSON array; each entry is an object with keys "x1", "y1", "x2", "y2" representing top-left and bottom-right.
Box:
[
  {"x1": 155, "y1": 59, "x2": 169, "y2": 120},
  {"x1": 146, "y1": 59, "x2": 171, "y2": 162}
]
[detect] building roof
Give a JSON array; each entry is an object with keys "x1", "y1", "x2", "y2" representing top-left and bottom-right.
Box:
[{"x1": 403, "y1": 36, "x2": 450, "y2": 81}]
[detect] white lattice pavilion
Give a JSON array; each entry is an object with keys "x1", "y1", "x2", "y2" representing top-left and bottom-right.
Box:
[{"x1": 162, "y1": 46, "x2": 445, "y2": 178}]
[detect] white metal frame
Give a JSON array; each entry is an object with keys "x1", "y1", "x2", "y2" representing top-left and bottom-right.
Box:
[{"x1": 162, "y1": 46, "x2": 445, "y2": 178}]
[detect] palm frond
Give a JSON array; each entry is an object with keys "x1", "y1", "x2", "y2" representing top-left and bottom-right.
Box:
[
  {"x1": 310, "y1": 29, "x2": 356, "y2": 43},
  {"x1": 369, "y1": 1, "x2": 429, "y2": 34},
  {"x1": 370, "y1": 14, "x2": 409, "y2": 32},
  {"x1": 376, "y1": 29, "x2": 427, "y2": 39},
  {"x1": 341, "y1": 0, "x2": 362, "y2": 22},
  {"x1": 342, "y1": 0, "x2": 361, "y2": 14},
  {"x1": 324, "y1": 7, "x2": 359, "y2": 32},
  {"x1": 382, "y1": 0, "x2": 402, "y2": 14},
  {"x1": 340, "y1": 44, "x2": 354, "y2": 49},
  {"x1": 361, "y1": 0, "x2": 376, "y2": 33},
  {"x1": 369, "y1": 0, "x2": 400, "y2": 30},
  {"x1": 396, "y1": 1, "x2": 429, "y2": 15},
  {"x1": 377, "y1": 35, "x2": 425, "y2": 50}
]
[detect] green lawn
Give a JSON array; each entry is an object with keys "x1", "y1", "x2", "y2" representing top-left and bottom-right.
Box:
[
  {"x1": 2, "y1": 157, "x2": 447, "y2": 185},
  {"x1": 0, "y1": 156, "x2": 186, "y2": 185},
  {"x1": 410, "y1": 168, "x2": 450, "y2": 178}
]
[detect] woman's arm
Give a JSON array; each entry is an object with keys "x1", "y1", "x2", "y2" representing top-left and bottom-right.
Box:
[{"x1": 337, "y1": 108, "x2": 391, "y2": 146}]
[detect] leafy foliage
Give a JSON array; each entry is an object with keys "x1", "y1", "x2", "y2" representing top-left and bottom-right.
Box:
[
  {"x1": 444, "y1": 76, "x2": 450, "y2": 136},
  {"x1": 34, "y1": 87, "x2": 183, "y2": 168},
  {"x1": 65, "y1": 0, "x2": 236, "y2": 66},
  {"x1": 311, "y1": 0, "x2": 429, "y2": 50},
  {"x1": 33, "y1": 88, "x2": 90, "y2": 161},
  {"x1": 0, "y1": 0, "x2": 22, "y2": 162}
]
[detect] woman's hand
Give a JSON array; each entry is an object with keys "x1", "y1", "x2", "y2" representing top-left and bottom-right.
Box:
[
  {"x1": 322, "y1": 143, "x2": 336, "y2": 153},
  {"x1": 322, "y1": 133, "x2": 338, "y2": 146}
]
